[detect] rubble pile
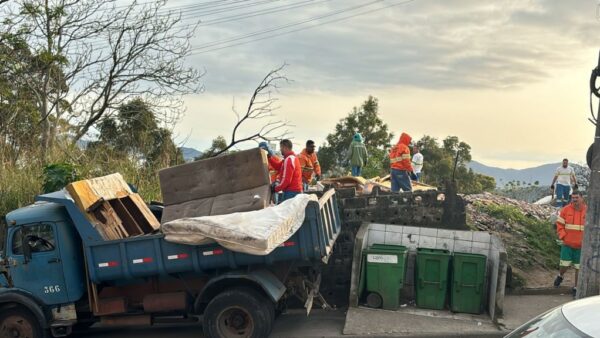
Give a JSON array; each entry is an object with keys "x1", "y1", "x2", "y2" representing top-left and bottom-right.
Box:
[{"x1": 464, "y1": 192, "x2": 555, "y2": 232}]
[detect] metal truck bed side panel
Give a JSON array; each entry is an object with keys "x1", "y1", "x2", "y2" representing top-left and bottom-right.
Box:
[{"x1": 36, "y1": 190, "x2": 341, "y2": 284}]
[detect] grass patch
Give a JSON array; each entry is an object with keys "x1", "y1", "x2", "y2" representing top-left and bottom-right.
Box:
[{"x1": 476, "y1": 203, "x2": 559, "y2": 270}]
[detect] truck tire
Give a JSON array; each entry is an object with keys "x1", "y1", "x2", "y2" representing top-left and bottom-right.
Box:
[
  {"x1": 203, "y1": 287, "x2": 274, "y2": 338},
  {"x1": 0, "y1": 307, "x2": 46, "y2": 338}
]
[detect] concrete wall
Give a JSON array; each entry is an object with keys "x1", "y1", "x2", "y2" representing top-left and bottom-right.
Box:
[{"x1": 350, "y1": 223, "x2": 507, "y2": 321}]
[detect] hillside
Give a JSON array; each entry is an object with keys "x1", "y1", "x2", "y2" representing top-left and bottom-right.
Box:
[
  {"x1": 180, "y1": 147, "x2": 202, "y2": 162},
  {"x1": 465, "y1": 192, "x2": 561, "y2": 288}
]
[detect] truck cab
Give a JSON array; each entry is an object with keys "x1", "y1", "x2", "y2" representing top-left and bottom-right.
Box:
[{"x1": 0, "y1": 201, "x2": 86, "y2": 337}]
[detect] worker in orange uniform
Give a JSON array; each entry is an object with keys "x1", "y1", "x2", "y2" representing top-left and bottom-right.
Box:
[
  {"x1": 554, "y1": 190, "x2": 587, "y2": 298},
  {"x1": 267, "y1": 139, "x2": 303, "y2": 202},
  {"x1": 299, "y1": 140, "x2": 321, "y2": 191},
  {"x1": 259, "y1": 141, "x2": 281, "y2": 204},
  {"x1": 389, "y1": 132, "x2": 413, "y2": 192}
]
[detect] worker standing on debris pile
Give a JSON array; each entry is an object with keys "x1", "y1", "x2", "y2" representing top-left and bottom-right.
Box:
[
  {"x1": 550, "y1": 158, "x2": 578, "y2": 207},
  {"x1": 389, "y1": 133, "x2": 413, "y2": 192},
  {"x1": 411, "y1": 145, "x2": 424, "y2": 181},
  {"x1": 259, "y1": 142, "x2": 282, "y2": 204},
  {"x1": 267, "y1": 139, "x2": 303, "y2": 202},
  {"x1": 299, "y1": 140, "x2": 322, "y2": 191},
  {"x1": 554, "y1": 191, "x2": 586, "y2": 298},
  {"x1": 346, "y1": 133, "x2": 368, "y2": 177}
]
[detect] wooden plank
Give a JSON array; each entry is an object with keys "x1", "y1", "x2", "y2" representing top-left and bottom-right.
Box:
[
  {"x1": 91, "y1": 201, "x2": 127, "y2": 239},
  {"x1": 126, "y1": 194, "x2": 160, "y2": 231},
  {"x1": 109, "y1": 199, "x2": 143, "y2": 236}
]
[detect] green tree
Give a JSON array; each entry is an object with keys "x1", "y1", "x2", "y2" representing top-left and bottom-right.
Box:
[
  {"x1": 319, "y1": 96, "x2": 393, "y2": 177},
  {"x1": 415, "y1": 135, "x2": 495, "y2": 194},
  {"x1": 88, "y1": 98, "x2": 182, "y2": 168},
  {"x1": 198, "y1": 136, "x2": 230, "y2": 160}
]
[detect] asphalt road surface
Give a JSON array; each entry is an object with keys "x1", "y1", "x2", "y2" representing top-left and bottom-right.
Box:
[{"x1": 71, "y1": 309, "x2": 347, "y2": 338}]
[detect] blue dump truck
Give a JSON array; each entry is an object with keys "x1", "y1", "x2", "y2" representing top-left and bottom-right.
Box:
[{"x1": 0, "y1": 189, "x2": 341, "y2": 338}]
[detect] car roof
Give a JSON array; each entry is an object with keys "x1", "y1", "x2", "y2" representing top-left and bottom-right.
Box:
[{"x1": 562, "y1": 295, "x2": 600, "y2": 336}]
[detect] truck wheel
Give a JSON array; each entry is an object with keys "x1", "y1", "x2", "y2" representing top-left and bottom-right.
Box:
[
  {"x1": 203, "y1": 288, "x2": 273, "y2": 338},
  {"x1": 0, "y1": 307, "x2": 45, "y2": 338}
]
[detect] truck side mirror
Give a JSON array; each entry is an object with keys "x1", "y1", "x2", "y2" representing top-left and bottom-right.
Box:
[{"x1": 21, "y1": 232, "x2": 31, "y2": 264}]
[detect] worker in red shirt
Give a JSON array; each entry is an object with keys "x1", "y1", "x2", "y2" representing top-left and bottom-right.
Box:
[
  {"x1": 267, "y1": 139, "x2": 303, "y2": 202},
  {"x1": 298, "y1": 140, "x2": 321, "y2": 191},
  {"x1": 389, "y1": 132, "x2": 413, "y2": 192},
  {"x1": 554, "y1": 190, "x2": 587, "y2": 298}
]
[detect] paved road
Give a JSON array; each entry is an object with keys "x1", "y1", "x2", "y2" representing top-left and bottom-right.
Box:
[{"x1": 72, "y1": 309, "x2": 347, "y2": 338}]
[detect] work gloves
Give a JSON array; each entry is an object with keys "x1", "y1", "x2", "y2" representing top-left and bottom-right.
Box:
[
  {"x1": 410, "y1": 172, "x2": 418, "y2": 181},
  {"x1": 315, "y1": 174, "x2": 321, "y2": 181},
  {"x1": 573, "y1": 184, "x2": 579, "y2": 191},
  {"x1": 550, "y1": 184, "x2": 555, "y2": 191},
  {"x1": 258, "y1": 142, "x2": 274, "y2": 157}
]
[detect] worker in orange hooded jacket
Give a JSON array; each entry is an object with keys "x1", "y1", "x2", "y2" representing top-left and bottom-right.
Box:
[
  {"x1": 298, "y1": 140, "x2": 321, "y2": 191},
  {"x1": 389, "y1": 132, "x2": 413, "y2": 192},
  {"x1": 554, "y1": 190, "x2": 587, "y2": 297}
]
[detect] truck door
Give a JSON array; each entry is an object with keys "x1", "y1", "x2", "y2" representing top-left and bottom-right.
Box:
[{"x1": 8, "y1": 223, "x2": 69, "y2": 305}]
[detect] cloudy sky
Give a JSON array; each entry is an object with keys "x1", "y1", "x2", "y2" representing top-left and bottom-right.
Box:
[{"x1": 170, "y1": 0, "x2": 600, "y2": 169}]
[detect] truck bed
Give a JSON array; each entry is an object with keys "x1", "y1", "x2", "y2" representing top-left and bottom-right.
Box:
[{"x1": 37, "y1": 190, "x2": 341, "y2": 283}]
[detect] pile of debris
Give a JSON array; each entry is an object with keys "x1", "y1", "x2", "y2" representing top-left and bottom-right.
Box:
[
  {"x1": 321, "y1": 175, "x2": 437, "y2": 195},
  {"x1": 464, "y1": 192, "x2": 556, "y2": 232},
  {"x1": 464, "y1": 192, "x2": 560, "y2": 288}
]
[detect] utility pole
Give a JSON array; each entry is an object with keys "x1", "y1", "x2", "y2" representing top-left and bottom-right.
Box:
[{"x1": 578, "y1": 50, "x2": 600, "y2": 298}]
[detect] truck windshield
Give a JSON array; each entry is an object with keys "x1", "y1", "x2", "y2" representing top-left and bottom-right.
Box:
[{"x1": 505, "y1": 306, "x2": 590, "y2": 338}]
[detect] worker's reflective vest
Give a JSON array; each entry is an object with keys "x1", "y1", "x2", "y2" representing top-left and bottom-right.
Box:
[
  {"x1": 556, "y1": 203, "x2": 587, "y2": 249},
  {"x1": 389, "y1": 133, "x2": 413, "y2": 171},
  {"x1": 298, "y1": 149, "x2": 321, "y2": 183}
]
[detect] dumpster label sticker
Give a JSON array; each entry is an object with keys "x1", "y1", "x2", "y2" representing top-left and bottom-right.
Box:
[{"x1": 367, "y1": 254, "x2": 398, "y2": 264}]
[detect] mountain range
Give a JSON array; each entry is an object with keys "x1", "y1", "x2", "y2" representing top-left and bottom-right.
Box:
[{"x1": 468, "y1": 161, "x2": 565, "y2": 187}]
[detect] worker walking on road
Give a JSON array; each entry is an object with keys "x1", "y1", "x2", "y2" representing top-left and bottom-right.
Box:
[
  {"x1": 259, "y1": 141, "x2": 281, "y2": 204},
  {"x1": 299, "y1": 140, "x2": 321, "y2": 191},
  {"x1": 551, "y1": 158, "x2": 578, "y2": 207},
  {"x1": 554, "y1": 191, "x2": 586, "y2": 298},
  {"x1": 389, "y1": 133, "x2": 413, "y2": 193},
  {"x1": 411, "y1": 145, "x2": 424, "y2": 181},
  {"x1": 347, "y1": 133, "x2": 368, "y2": 177},
  {"x1": 267, "y1": 139, "x2": 303, "y2": 202}
]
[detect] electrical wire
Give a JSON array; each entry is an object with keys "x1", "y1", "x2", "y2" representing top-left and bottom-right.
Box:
[
  {"x1": 190, "y1": 0, "x2": 416, "y2": 54},
  {"x1": 192, "y1": 0, "x2": 390, "y2": 50}
]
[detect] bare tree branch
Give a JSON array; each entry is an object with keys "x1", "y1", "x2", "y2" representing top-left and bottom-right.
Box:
[{"x1": 208, "y1": 64, "x2": 292, "y2": 158}]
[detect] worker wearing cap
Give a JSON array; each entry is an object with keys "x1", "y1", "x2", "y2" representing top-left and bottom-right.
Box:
[
  {"x1": 267, "y1": 139, "x2": 303, "y2": 202},
  {"x1": 554, "y1": 191, "x2": 586, "y2": 298},
  {"x1": 298, "y1": 140, "x2": 321, "y2": 191},
  {"x1": 389, "y1": 132, "x2": 413, "y2": 192}
]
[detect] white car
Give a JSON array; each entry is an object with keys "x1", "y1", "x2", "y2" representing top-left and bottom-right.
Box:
[{"x1": 505, "y1": 295, "x2": 600, "y2": 337}]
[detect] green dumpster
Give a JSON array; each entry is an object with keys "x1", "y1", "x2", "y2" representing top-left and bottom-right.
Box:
[
  {"x1": 364, "y1": 244, "x2": 407, "y2": 310},
  {"x1": 415, "y1": 248, "x2": 451, "y2": 310},
  {"x1": 451, "y1": 252, "x2": 487, "y2": 314}
]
